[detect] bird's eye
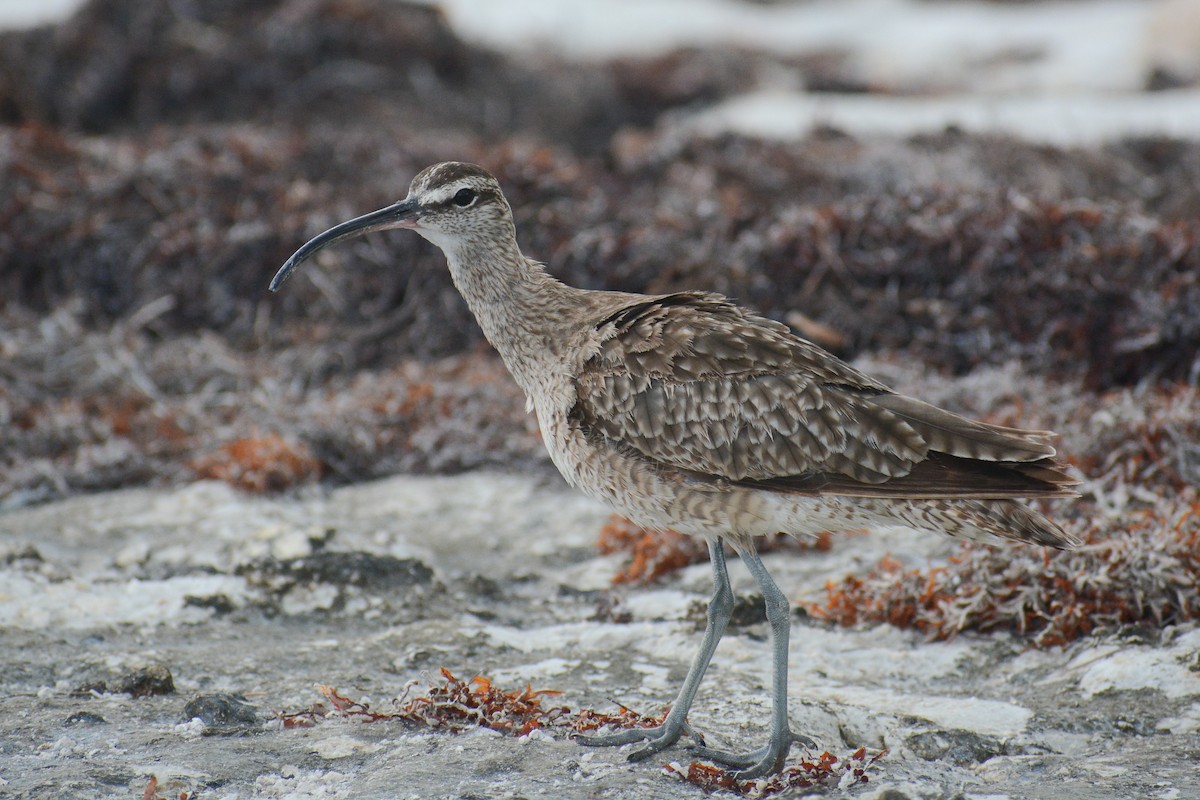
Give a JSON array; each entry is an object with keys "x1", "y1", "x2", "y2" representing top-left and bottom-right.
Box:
[{"x1": 452, "y1": 188, "x2": 476, "y2": 207}]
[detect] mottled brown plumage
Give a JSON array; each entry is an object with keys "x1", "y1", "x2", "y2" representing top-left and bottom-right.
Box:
[
  {"x1": 271, "y1": 161, "x2": 1079, "y2": 778},
  {"x1": 577, "y1": 290, "x2": 1075, "y2": 499}
]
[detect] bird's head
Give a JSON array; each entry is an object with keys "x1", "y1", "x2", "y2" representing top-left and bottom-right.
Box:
[{"x1": 269, "y1": 161, "x2": 513, "y2": 292}]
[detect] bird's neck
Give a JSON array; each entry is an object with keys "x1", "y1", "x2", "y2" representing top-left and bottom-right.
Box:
[{"x1": 443, "y1": 240, "x2": 579, "y2": 393}]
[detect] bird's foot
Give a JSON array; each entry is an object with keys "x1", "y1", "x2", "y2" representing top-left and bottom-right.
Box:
[
  {"x1": 689, "y1": 730, "x2": 815, "y2": 779},
  {"x1": 573, "y1": 719, "x2": 705, "y2": 762}
]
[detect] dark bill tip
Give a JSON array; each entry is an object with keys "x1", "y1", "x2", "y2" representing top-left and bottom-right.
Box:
[
  {"x1": 268, "y1": 198, "x2": 420, "y2": 292},
  {"x1": 268, "y1": 254, "x2": 303, "y2": 293}
]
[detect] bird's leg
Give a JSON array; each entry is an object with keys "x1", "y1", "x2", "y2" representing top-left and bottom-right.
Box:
[
  {"x1": 689, "y1": 541, "x2": 809, "y2": 779},
  {"x1": 574, "y1": 537, "x2": 734, "y2": 760}
]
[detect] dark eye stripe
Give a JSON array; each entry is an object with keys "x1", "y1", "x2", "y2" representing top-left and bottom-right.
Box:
[{"x1": 427, "y1": 187, "x2": 496, "y2": 211}]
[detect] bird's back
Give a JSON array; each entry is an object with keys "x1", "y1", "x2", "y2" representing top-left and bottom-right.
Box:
[{"x1": 571, "y1": 291, "x2": 1074, "y2": 492}]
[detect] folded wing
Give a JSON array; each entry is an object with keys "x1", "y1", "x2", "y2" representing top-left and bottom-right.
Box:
[{"x1": 572, "y1": 292, "x2": 1077, "y2": 499}]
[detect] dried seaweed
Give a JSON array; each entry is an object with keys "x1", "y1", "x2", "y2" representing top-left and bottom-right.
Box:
[
  {"x1": 1, "y1": 1, "x2": 1198, "y2": 381},
  {"x1": 570, "y1": 701, "x2": 668, "y2": 734},
  {"x1": 2, "y1": 110, "x2": 1199, "y2": 381},
  {"x1": 664, "y1": 746, "x2": 888, "y2": 797},
  {"x1": 278, "y1": 670, "x2": 571, "y2": 737},
  {"x1": 275, "y1": 670, "x2": 885, "y2": 794},
  {"x1": 0, "y1": 311, "x2": 541, "y2": 506},
  {"x1": 189, "y1": 434, "x2": 321, "y2": 493},
  {"x1": 597, "y1": 516, "x2": 710, "y2": 585},
  {"x1": 807, "y1": 504, "x2": 1200, "y2": 647},
  {"x1": 597, "y1": 514, "x2": 832, "y2": 586},
  {"x1": 3, "y1": 116, "x2": 1198, "y2": 508},
  {"x1": 3, "y1": 2, "x2": 1200, "y2": 509},
  {"x1": 395, "y1": 668, "x2": 571, "y2": 736},
  {"x1": 142, "y1": 775, "x2": 197, "y2": 800}
]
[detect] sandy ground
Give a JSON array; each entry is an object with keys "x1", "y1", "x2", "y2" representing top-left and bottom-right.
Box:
[{"x1": 2, "y1": 470, "x2": 1198, "y2": 800}]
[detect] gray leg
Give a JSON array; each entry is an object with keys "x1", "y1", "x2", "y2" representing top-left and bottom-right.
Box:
[
  {"x1": 575, "y1": 537, "x2": 733, "y2": 760},
  {"x1": 690, "y1": 541, "x2": 805, "y2": 778}
]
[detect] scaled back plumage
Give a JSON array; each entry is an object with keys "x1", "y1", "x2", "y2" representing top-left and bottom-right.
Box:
[{"x1": 573, "y1": 291, "x2": 1077, "y2": 501}]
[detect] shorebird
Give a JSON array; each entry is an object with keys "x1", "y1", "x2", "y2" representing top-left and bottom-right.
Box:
[{"x1": 270, "y1": 162, "x2": 1078, "y2": 778}]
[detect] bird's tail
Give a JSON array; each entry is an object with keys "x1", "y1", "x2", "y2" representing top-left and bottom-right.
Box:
[{"x1": 910, "y1": 498, "x2": 1081, "y2": 548}]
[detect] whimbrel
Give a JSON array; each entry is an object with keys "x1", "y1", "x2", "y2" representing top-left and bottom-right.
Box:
[{"x1": 270, "y1": 162, "x2": 1078, "y2": 778}]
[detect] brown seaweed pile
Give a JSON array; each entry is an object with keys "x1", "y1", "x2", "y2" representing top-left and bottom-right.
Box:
[
  {"x1": 1, "y1": 0, "x2": 1198, "y2": 509},
  {"x1": 274, "y1": 673, "x2": 887, "y2": 797}
]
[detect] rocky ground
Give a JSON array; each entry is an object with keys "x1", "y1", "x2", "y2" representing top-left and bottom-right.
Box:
[
  {"x1": 2, "y1": 470, "x2": 1198, "y2": 800},
  {"x1": 1, "y1": 1, "x2": 1199, "y2": 798}
]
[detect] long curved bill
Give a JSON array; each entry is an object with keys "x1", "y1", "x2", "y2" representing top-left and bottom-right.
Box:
[{"x1": 269, "y1": 197, "x2": 421, "y2": 292}]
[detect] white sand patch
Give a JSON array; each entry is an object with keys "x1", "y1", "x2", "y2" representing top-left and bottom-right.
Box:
[
  {"x1": 252, "y1": 768, "x2": 352, "y2": 799},
  {"x1": 0, "y1": 573, "x2": 247, "y2": 630},
  {"x1": 805, "y1": 685, "x2": 1032, "y2": 737},
  {"x1": 482, "y1": 620, "x2": 692, "y2": 660},
  {"x1": 620, "y1": 588, "x2": 696, "y2": 620},
  {"x1": 791, "y1": 624, "x2": 979, "y2": 684},
  {"x1": 1077, "y1": 630, "x2": 1200, "y2": 699},
  {"x1": 0, "y1": 0, "x2": 81, "y2": 28},
  {"x1": 326, "y1": 473, "x2": 607, "y2": 564},
  {"x1": 1158, "y1": 702, "x2": 1200, "y2": 735},
  {"x1": 0, "y1": 481, "x2": 324, "y2": 572},
  {"x1": 312, "y1": 735, "x2": 385, "y2": 759},
  {"x1": 682, "y1": 88, "x2": 1200, "y2": 147},
  {"x1": 490, "y1": 656, "x2": 577, "y2": 685}
]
